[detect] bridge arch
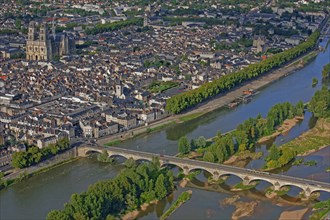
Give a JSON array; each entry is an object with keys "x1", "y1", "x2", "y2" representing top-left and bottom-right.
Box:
[
  {"x1": 135, "y1": 158, "x2": 152, "y2": 164},
  {"x1": 187, "y1": 168, "x2": 213, "y2": 180},
  {"x1": 108, "y1": 153, "x2": 129, "y2": 163},
  {"x1": 277, "y1": 184, "x2": 306, "y2": 197},
  {"x1": 161, "y1": 163, "x2": 185, "y2": 172},
  {"x1": 247, "y1": 178, "x2": 274, "y2": 187},
  {"x1": 218, "y1": 173, "x2": 245, "y2": 184},
  {"x1": 309, "y1": 189, "x2": 330, "y2": 200},
  {"x1": 84, "y1": 149, "x2": 102, "y2": 156}
]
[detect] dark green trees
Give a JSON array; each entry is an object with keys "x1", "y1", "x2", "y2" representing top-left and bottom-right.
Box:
[
  {"x1": 178, "y1": 136, "x2": 191, "y2": 154},
  {"x1": 11, "y1": 138, "x2": 70, "y2": 169},
  {"x1": 47, "y1": 160, "x2": 174, "y2": 220},
  {"x1": 308, "y1": 86, "x2": 330, "y2": 118},
  {"x1": 166, "y1": 31, "x2": 320, "y2": 114},
  {"x1": 322, "y1": 63, "x2": 330, "y2": 79}
]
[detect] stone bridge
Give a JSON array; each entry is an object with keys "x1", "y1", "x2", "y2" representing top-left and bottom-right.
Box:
[{"x1": 78, "y1": 145, "x2": 330, "y2": 198}]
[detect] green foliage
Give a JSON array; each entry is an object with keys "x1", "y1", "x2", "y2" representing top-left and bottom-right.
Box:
[
  {"x1": 202, "y1": 101, "x2": 304, "y2": 165},
  {"x1": 292, "y1": 158, "x2": 304, "y2": 166},
  {"x1": 322, "y1": 63, "x2": 330, "y2": 79},
  {"x1": 308, "y1": 86, "x2": 330, "y2": 118},
  {"x1": 85, "y1": 18, "x2": 143, "y2": 35},
  {"x1": 46, "y1": 163, "x2": 174, "y2": 220},
  {"x1": 11, "y1": 138, "x2": 70, "y2": 169},
  {"x1": 165, "y1": 31, "x2": 320, "y2": 114},
  {"x1": 304, "y1": 160, "x2": 317, "y2": 166},
  {"x1": 0, "y1": 29, "x2": 18, "y2": 35},
  {"x1": 312, "y1": 77, "x2": 318, "y2": 86},
  {"x1": 310, "y1": 199, "x2": 330, "y2": 220},
  {"x1": 97, "y1": 150, "x2": 114, "y2": 163},
  {"x1": 178, "y1": 136, "x2": 191, "y2": 154},
  {"x1": 15, "y1": 19, "x2": 21, "y2": 29},
  {"x1": 266, "y1": 144, "x2": 281, "y2": 161},
  {"x1": 160, "y1": 191, "x2": 192, "y2": 220},
  {"x1": 148, "y1": 81, "x2": 179, "y2": 93}
]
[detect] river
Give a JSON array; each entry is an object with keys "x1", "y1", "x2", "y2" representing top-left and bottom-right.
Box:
[{"x1": 0, "y1": 39, "x2": 329, "y2": 220}]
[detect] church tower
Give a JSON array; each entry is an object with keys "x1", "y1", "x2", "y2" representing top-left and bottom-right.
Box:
[
  {"x1": 39, "y1": 23, "x2": 49, "y2": 60},
  {"x1": 26, "y1": 22, "x2": 36, "y2": 60}
]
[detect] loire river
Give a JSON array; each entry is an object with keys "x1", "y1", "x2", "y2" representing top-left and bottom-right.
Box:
[{"x1": 0, "y1": 39, "x2": 329, "y2": 220}]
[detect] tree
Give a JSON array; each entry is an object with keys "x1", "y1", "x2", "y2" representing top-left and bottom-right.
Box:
[
  {"x1": 125, "y1": 158, "x2": 136, "y2": 168},
  {"x1": 155, "y1": 174, "x2": 167, "y2": 199},
  {"x1": 195, "y1": 136, "x2": 207, "y2": 148},
  {"x1": 308, "y1": 87, "x2": 330, "y2": 118},
  {"x1": 12, "y1": 152, "x2": 28, "y2": 168},
  {"x1": 97, "y1": 150, "x2": 111, "y2": 163},
  {"x1": 295, "y1": 101, "x2": 304, "y2": 116},
  {"x1": 203, "y1": 151, "x2": 215, "y2": 162},
  {"x1": 15, "y1": 19, "x2": 21, "y2": 29},
  {"x1": 47, "y1": 210, "x2": 71, "y2": 220},
  {"x1": 178, "y1": 136, "x2": 191, "y2": 154},
  {"x1": 267, "y1": 144, "x2": 281, "y2": 161}
]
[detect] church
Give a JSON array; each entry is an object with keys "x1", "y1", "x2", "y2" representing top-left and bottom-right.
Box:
[{"x1": 26, "y1": 21, "x2": 75, "y2": 61}]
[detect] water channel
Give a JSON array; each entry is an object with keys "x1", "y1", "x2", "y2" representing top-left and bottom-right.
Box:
[{"x1": 0, "y1": 39, "x2": 329, "y2": 220}]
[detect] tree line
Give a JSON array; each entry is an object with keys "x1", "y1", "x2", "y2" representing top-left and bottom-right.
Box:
[
  {"x1": 11, "y1": 138, "x2": 70, "y2": 169},
  {"x1": 165, "y1": 30, "x2": 320, "y2": 114},
  {"x1": 201, "y1": 101, "x2": 304, "y2": 163},
  {"x1": 47, "y1": 158, "x2": 174, "y2": 220},
  {"x1": 322, "y1": 63, "x2": 330, "y2": 79},
  {"x1": 85, "y1": 18, "x2": 143, "y2": 35},
  {"x1": 265, "y1": 87, "x2": 330, "y2": 169}
]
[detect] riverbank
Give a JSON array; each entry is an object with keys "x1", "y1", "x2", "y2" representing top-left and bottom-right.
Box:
[
  {"x1": 160, "y1": 190, "x2": 192, "y2": 220},
  {"x1": 279, "y1": 208, "x2": 309, "y2": 220},
  {"x1": 280, "y1": 118, "x2": 330, "y2": 157},
  {"x1": 258, "y1": 116, "x2": 304, "y2": 144},
  {"x1": 97, "y1": 48, "x2": 319, "y2": 147},
  {"x1": 221, "y1": 195, "x2": 259, "y2": 220},
  {"x1": 0, "y1": 156, "x2": 79, "y2": 191},
  {"x1": 1, "y1": 147, "x2": 78, "y2": 190}
]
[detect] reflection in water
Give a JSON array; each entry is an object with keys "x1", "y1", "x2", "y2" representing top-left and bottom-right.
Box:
[{"x1": 165, "y1": 107, "x2": 228, "y2": 141}]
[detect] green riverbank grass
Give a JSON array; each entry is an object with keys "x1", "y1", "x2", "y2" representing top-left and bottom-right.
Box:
[
  {"x1": 309, "y1": 199, "x2": 330, "y2": 220},
  {"x1": 233, "y1": 181, "x2": 259, "y2": 191},
  {"x1": 160, "y1": 191, "x2": 192, "y2": 220},
  {"x1": 179, "y1": 112, "x2": 204, "y2": 122},
  {"x1": 0, "y1": 157, "x2": 79, "y2": 191},
  {"x1": 105, "y1": 122, "x2": 176, "y2": 147}
]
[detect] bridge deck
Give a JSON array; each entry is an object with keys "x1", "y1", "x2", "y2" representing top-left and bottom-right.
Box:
[{"x1": 83, "y1": 145, "x2": 330, "y2": 191}]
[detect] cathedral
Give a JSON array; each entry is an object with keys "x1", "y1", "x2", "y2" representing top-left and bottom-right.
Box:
[{"x1": 26, "y1": 21, "x2": 75, "y2": 61}]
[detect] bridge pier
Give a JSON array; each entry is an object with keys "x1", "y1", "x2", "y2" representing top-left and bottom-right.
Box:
[
  {"x1": 77, "y1": 146, "x2": 330, "y2": 197},
  {"x1": 183, "y1": 166, "x2": 190, "y2": 175},
  {"x1": 273, "y1": 182, "x2": 282, "y2": 191}
]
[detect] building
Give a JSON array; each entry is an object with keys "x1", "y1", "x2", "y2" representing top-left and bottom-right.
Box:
[{"x1": 26, "y1": 21, "x2": 75, "y2": 61}]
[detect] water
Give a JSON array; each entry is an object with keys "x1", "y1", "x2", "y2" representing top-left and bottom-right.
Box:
[{"x1": 0, "y1": 39, "x2": 329, "y2": 220}]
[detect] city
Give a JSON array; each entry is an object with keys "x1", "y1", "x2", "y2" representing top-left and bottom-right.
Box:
[{"x1": 0, "y1": 0, "x2": 329, "y2": 219}]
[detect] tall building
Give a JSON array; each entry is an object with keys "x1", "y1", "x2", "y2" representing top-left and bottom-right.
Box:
[{"x1": 26, "y1": 21, "x2": 75, "y2": 61}]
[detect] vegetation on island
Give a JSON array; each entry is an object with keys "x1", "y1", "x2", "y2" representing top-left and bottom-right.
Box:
[
  {"x1": 265, "y1": 87, "x2": 330, "y2": 170},
  {"x1": 201, "y1": 101, "x2": 304, "y2": 164},
  {"x1": 97, "y1": 150, "x2": 115, "y2": 163},
  {"x1": 312, "y1": 77, "x2": 318, "y2": 86},
  {"x1": 178, "y1": 136, "x2": 207, "y2": 155},
  {"x1": 309, "y1": 199, "x2": 330, "y2": 220},
  {"x1": 322, "y1": 63, "x2": 330, "y2": 79},
  {"x1": 11, "y1": 138, "x2": 70, "y2": 169},
  {"x1": 165, "y1": 30, "x2": 320, "y2": 114},
  {"x1": 160, "y1": 191, "x2": 192, "y2": 220},
  {"x1": 47, "y1": 158, "x2": 175, "y2": 220}
]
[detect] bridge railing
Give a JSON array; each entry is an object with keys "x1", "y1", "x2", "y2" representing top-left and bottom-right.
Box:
[{"x1": 88, "y1": 146, "x2": 330, "y2": 189}]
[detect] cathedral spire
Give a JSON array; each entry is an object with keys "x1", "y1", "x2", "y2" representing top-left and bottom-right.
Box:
[{"x1": 52, "y1": 14, "x2": 56, "y2": 40}]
